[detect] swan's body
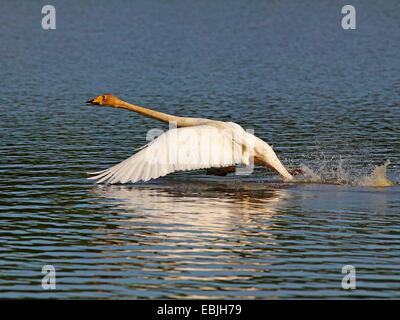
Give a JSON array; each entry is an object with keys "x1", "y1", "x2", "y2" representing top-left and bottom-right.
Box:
[{"x1": 86, "y1": 94, "x2": 294, "y2": 184}]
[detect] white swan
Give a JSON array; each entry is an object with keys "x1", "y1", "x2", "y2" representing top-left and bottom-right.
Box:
[{"x1": 86, "y1": 94, "x2": 295, "y2": 184}]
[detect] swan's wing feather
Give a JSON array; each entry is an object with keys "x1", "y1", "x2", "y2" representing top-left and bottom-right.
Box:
[{"x1": 88, "y1": 124, "x2": 244, "y2": 184}]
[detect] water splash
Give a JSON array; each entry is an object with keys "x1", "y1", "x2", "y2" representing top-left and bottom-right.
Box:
[
  {"x1": 357, "y1": 160, "x2": 394, "y2": 187},
  {"x1": 297, "y1": 159, "x2": 395, "y2": 187}
]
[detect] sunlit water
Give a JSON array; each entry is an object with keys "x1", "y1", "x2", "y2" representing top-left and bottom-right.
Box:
[{"x1": 0, "y1": 0, "x2": 399, "y2": 298}]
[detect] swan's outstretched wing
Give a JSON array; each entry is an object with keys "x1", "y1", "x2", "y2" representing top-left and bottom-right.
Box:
[{"x1": 88, "y1": 124, "x2": 245, "y2": 184}]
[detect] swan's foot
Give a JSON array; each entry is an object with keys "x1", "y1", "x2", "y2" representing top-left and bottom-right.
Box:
[{"x1": 288, "y1": 167, "x2": 304, "y2": 175}]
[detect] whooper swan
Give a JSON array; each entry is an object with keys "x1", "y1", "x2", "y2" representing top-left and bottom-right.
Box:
[{"x1": 86, "y1": 94, "x2": 295, "y2": 184}]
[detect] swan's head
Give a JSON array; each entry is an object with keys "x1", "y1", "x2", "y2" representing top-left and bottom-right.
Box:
[{"x1": 86, "y1": 94, "x2": 119, "y2": 107}]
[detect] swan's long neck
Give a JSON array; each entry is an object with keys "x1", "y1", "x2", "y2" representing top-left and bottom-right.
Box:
[{"x1": 114, "y1": 99, "x2": 206, "y2": 127}]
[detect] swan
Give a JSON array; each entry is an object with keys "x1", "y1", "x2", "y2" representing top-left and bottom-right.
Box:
[{"x1": 86, "y1": 94, "x2": 295, "y2": 184}]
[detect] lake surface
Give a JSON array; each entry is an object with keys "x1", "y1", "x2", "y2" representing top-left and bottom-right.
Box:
[{"x1": 0, "y1": 0, "x2": 399, "y2": 298}]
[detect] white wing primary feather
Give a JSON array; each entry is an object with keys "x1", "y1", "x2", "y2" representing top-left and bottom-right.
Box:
[{"x1": 88, "y1": 124, "x2": 245, "y2": 184}]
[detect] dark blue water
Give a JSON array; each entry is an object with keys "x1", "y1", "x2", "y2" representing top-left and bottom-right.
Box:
[{"x1": 0, "y1": 0, "x2": 399, "y2": 298}]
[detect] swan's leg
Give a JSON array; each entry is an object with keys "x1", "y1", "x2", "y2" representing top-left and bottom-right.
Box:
[{"x1": 206, "y1": 166, "x2": 237, "y2": 176}]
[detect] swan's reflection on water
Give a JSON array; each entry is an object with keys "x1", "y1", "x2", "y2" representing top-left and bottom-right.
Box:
[
  {"x1": 93, "y1": 178, "x2": 291, "y2": 242},
  {"x1": 90, "y1": 178, "x2": 293, "y2": 298}
]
